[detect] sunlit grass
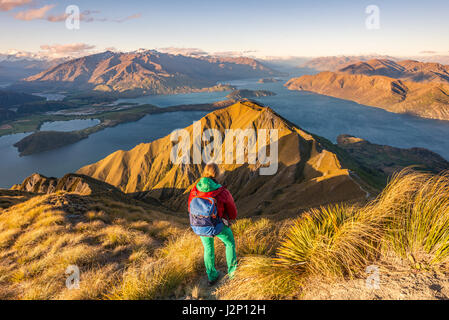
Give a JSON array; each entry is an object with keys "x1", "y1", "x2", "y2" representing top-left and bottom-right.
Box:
[
  {"x1": 383, "y1": 171, "x2": 449, "y2": 268},
  {"x1": 1, "y1": 169, "x2": 449, "y2": 300},
  {"x1": 215, "y1": 256, "x2": 302, "y2": 300}
]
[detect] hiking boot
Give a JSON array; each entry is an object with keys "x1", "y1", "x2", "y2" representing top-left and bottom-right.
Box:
[{"x1": 207, "y1": 271, "x2": 221, "y2": 286}]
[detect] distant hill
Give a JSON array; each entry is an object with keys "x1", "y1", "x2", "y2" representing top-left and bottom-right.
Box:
[
  {"x1": 0, "y1": 90, "x2": 45, "y2": 109},
  {"x1": 226, "y1": 89, "x2": 276, "y2": 100},
  {"x1": 78, "y1": 101, "x2": 371, "y2": 216},
  {"x1": 11, "y1": 50, "x2": 281, "y2": 96},
  {"x1": 302, "y1": 55, "x2": 398, "y2": 71},
  {"x1": 286, "y1": 71, "x2": 449, "y2": 121},
  {"x1": 258, "y1": 78, "x2": 281, "y2": 83},
  {"x1": 339, "y1": 59, "x2": 449, "y2": 84},
  {"x1": 337, "y1": 134, "x2": 449, "y2": 180},
  {"x1": 0, "y1": 55, "x2": 64, "y2": 83}
]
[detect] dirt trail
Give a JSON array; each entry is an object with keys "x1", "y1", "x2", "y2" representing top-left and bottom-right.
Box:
[
  {"x1": 182, "y1": 271, "x2": 230, "y2": 300},
  {"x1": 302, "y1": 270, "x2": 449, "y2": 300}
]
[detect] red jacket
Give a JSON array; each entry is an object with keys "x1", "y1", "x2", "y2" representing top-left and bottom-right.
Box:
[{"x1": 188, "y1": 185, "x2": 238, "y2": 220}]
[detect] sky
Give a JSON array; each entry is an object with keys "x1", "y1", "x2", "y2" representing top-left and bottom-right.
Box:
[{"x1": 0, "y1": 0, "x2": 448, "y2": 58}]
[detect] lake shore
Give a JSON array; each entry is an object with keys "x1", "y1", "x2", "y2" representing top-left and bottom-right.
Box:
[{"x1": 13, "y1": 100, "x2": 234, "y2": 156}]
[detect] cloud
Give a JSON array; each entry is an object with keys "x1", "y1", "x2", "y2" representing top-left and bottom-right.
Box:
[
  {"x1": 157, "y1": 48, "x2": 259, "y2": 58},
  {"x1": 112, "y1": 13, "x2": 141, "y2": 23},
  {"x1": 40, "y1": 43, "x2": 96, "y2": 57},
  {"x1": 14, "y1": 4, "x2": 54, "y2": 20},
  {"x1": 44, "y1": 9, "x2": 140, "y2": 23},
  {"x1": 158, "y1": 47, "x2": 209, "y2": 56},
  {"x1": 0, "y1": 0, "x2": 32, "y2": 12},
  {"x1": 9, "y1": 4, "x2": 141, "y2": 23},
  {"x1": 213, "y1": 50, "x2": 258, "y2": 57}
]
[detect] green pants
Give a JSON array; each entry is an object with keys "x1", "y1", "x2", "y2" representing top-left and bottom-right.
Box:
[{"x1": 200, "y1": 225, "x2": 237, "y2": 282}]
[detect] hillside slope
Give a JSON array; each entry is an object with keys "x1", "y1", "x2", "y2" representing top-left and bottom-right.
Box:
[
  {"x1": 286, "y1": 72, "x2": 449, "y2": 121},
  {"x1": 337, "y1": 134, "x2": 449, "y2": 180},
  {"x1": 0, "y1": 184, "x2": 189, "y2": 300},
  {"x1": 78, "y1": 101, "x2": 368, "y2": 216},
  {"x1": 2, "y1": 170, "x2": 448, "y2": 300}
]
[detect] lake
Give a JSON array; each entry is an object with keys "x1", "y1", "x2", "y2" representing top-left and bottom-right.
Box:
[{"x1": 1, "y1": 74, "x2": 449, "y2": 188}]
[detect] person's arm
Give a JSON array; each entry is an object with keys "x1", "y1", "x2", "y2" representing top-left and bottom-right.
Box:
[{"x1": 223, "y1": 189, "x2": 237, "y2": 221}]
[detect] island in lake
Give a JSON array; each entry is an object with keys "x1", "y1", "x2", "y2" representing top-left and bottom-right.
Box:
[{"x1": 226, "y1": 89, "x2": 276, "y2": 100}]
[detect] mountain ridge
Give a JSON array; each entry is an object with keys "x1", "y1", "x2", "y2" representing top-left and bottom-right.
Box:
[{"x1": 77, "y1": 100, "x2": 369, "y2": 216}]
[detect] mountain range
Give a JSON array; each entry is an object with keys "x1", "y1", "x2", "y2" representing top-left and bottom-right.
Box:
[
  {"x1": 301, "y1": 55, "x2": 449, "y2": 72},
  {"x1": 0, "y1": 54, "x2": 66, "y2": 84},
  {"x1": 286, "y1": 59, "x2": 449, "y2": 121},
  {"x1": 9, "y1": 50, "x2": 281, "y2": 96},
  {"x1": 301, "y1": 55, "x2": 398, "y2": 71},
  {"x1": 339, "y1": 59, "x2": 449, "y2": 84}
]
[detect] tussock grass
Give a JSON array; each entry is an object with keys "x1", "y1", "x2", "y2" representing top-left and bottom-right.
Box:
[
  {"x1": 220, "y1": 170, "x2": 449, "y2": 299},
  {"x1": 2, "y1": 169, "x2": 449, "y2": 300},
  {"x1": 275, "y1": 170, "x2": 449, "y2": 277},
  {"x1": 215, "y1": 256, "x2": 302, "y2": 300},
  {"x1": 383, "y1": 171, "x2": 449, "y2": 268},
  {"x1": 232, "y1": 218, "x2": 283, "y2": 256},
  {"x1": 275, "y1": 205, "x2": 383, "y2": 278},
  {"x1": 0, "y1": 192, "x2": 183, "y2": 300},
  {"x1": 108, "y1": 231, "x2": 206, "y2": 300}
]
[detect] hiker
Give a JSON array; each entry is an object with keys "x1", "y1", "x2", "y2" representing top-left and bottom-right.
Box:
[{"x1": 188, "y1": 163, "x2": 238, "y2": 286}]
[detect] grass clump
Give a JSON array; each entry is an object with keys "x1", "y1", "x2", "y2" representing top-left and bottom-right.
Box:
[
  {"x1": 215, "y1": 256, "x2": 302, "y2": 300},
  {"x1": 0, "y1": 192, "x2": 184, "y2": 300},
  {"x1": 220, "y1": 170, "x2": 449, "y2": 299},
  {"x1": 2, "y1": 169, "x2": 449, "y2": 300},
  {"x1": 108, "y1": 231, "x2": 206, "y2": 300},
  {"x1": 232, "y1": 218, "x2": 282, "y2": 256},
  {"x1": 384, "y1": 171, "x2": 449, "y2": 268},
  {"x1": 275, "y1": 205, "x2": 383, "y2": 278}
]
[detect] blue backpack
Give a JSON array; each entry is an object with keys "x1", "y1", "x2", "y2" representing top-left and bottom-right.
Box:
[{"x1": 189, "y1": 196, "x2": 224, "y2": 237}]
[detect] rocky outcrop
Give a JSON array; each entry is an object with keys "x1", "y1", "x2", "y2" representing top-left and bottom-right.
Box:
[{"x1": 11, "y1": 173, "x2": 124, "y2": 196}]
